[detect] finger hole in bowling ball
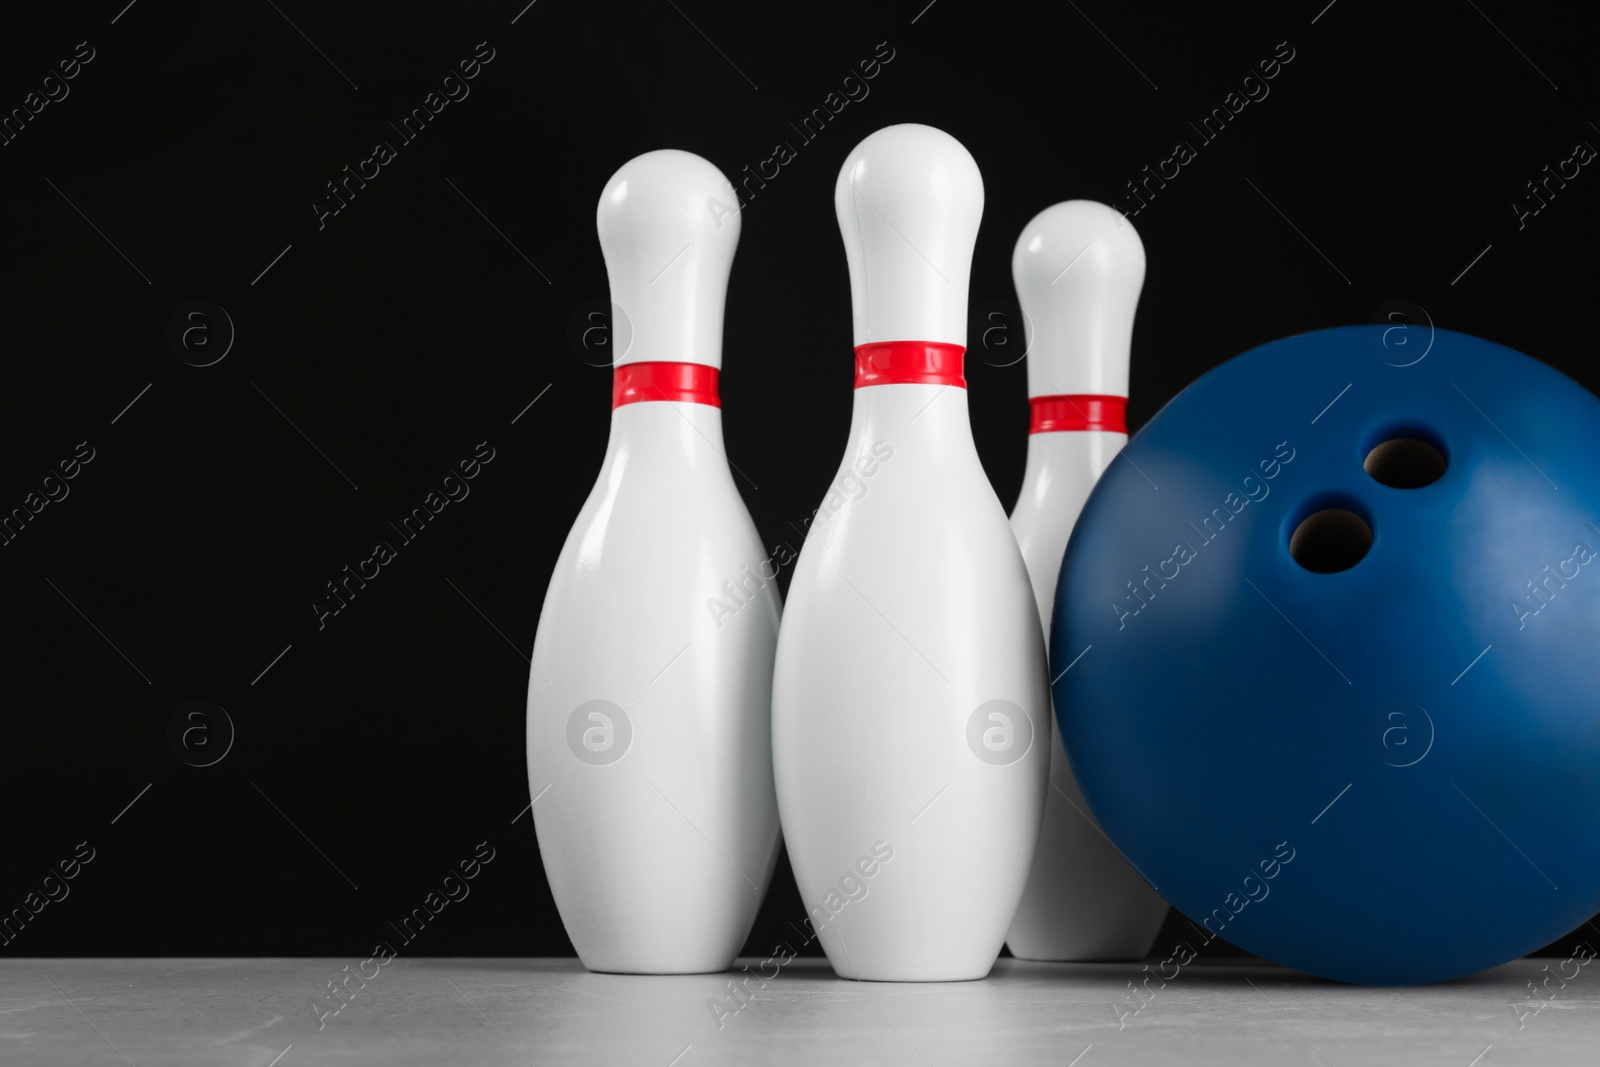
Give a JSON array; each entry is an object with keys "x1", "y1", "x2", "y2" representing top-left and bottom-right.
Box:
[
  {"x1": 1364, "y1": 435, "x2": 1447, "y2": 489},
  {"x1": 1290, "y1": 507, "x2": 1372, "y2": 573}
]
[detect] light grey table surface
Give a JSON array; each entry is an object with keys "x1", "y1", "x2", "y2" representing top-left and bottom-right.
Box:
[{"x1": 0, "y1": 956, "x2": 1592, "y2": 1065}]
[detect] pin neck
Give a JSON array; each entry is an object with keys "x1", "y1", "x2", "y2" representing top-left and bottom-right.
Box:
[
  {"x1": 612, "y1": 361, "x2": 721, "y2": 409},
  {"x1": 1028, "y1": 394, "x2": 1126, "y2": 435},
  {"x1": 854, "y1": 341, "x2": 966, "y2": 389}
]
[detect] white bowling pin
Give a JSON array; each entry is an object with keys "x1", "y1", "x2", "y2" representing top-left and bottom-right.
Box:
[
  {"x1": 771, "y1": 124, "x2": 1048, "y2": 982},
  {"x1": 527, "y1": 149, "x2": 781, "y2": 974},
  {"x1": 1003, "y1": 200, "x2": 1169, "y2": 961}
]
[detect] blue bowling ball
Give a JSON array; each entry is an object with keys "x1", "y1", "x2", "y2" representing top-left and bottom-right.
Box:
[{"x1": 1053, "y1": 325, "x2": 1600, "y2": 984}]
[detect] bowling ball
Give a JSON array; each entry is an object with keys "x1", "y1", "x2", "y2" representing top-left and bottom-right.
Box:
[{"x1": 1053, "y1": 325, "x2": 1600, "y2": 985}]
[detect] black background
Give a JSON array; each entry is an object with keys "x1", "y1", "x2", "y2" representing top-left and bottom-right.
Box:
[{"x1": 2, "y1": 0, "x2": 1596, "y2": 960}]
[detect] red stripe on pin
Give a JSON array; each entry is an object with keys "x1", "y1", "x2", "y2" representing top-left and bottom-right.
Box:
[
  {"x1": 612, "y1": 361, "x2": 721, "y2": 409},
  {"x1": 854, "y1": 341, "x2": 966, "y2": 389},
  {"x1": 1029, "y1": 394, "x2": 1127, "y2": 434}
]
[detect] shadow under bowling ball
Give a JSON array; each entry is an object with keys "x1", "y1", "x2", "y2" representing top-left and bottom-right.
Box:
[{"x1": 1054, "y1": 325, "x2": 1600, "y2": 985}]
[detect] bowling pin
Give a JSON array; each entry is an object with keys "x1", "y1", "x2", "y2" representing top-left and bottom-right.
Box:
[
  {"x1": 771, "y1": 124, "x2": 1048, "y2": 982},
  {"x1": 1003, "y1": 200, "x2": 1169, "y2": 960},
  {"x1": 527, "y1": 150, "x2": 781, "y2": 974}
]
